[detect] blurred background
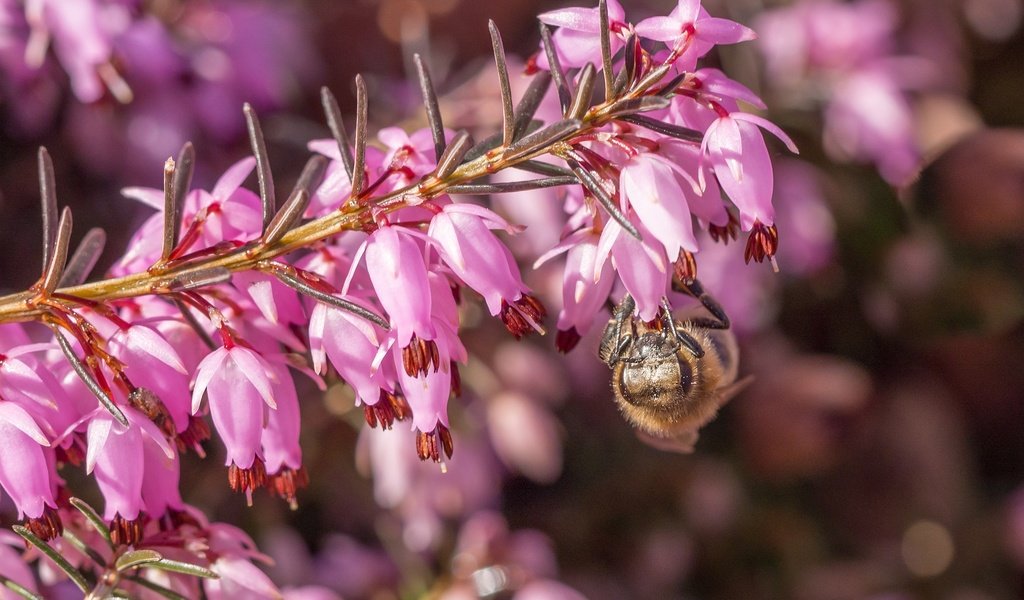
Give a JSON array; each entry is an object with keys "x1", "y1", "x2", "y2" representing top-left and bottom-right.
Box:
[{"x1": 1, "y1": 0, "x2": 1024, "y2": 598}]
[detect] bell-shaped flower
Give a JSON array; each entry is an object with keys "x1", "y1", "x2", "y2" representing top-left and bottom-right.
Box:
[
  {"x1": 191, "y1": 344, "x2": 277, "y2": 471},
  {"x1": 619, "y1": 149, "x2": 701, "y2": 259},
  {"x1": 309, "y1": 299, "x2": 390, "y2": 408},
  {"x1": 535, "y1": 229, "x2": 615, "y2": 352},
  {"x1": 428, "y1": 204, "x2": 529, "y2": 316},
  {"x1": 108, "y1": 323, "x2": 190, "y2": 433},
  {"x1": 536, "y1": 0, "x2": 627, "y2": 69},
  {"x1": 141, "y1": 439, "x2": 185, "y2": 518},
  {"x1": 364, "y1": 226, "x2": 436, "y2": 356},
  {"x1": 636, "y1": 0, "x2": 756, "y2": 70},
  {"x1": 701, "y1": 111, "x2": 798, "y2": 230},
  {"x1": 87, "y1": 407, "x2": 174, "y2": 541},
  {"x1": 0, "y1": 402, "x2": 58, "y2": 522},
  {"x1": 377, "y1": 126, "x2": 452, "y2": 179},
  {"x1": 261, "y1": 364, "x2": 305, "y2": 505},
  {"x1": 596, "y1": 218, "x2": 670, "y2": 321}
]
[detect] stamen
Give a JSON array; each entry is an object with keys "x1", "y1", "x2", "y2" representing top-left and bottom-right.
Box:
[
  {"x1": 415, "y1": 424, "x2": 454, "y2": 463},
  {"x1": 402, "y1": 335, "x2": 440, "y2": 376},
  {"x1": 500, "y1": 294, "x2": 548, "y2": 339},
  {"x1": 743, "y1": 221, "x2": 780, "y2": 264},
  {"x1": 109, "y1": 512, "x2": 144, "y2": 547},
  {"x1": 23, "y1": 506, "x2": 63, "y2": 541},
  {"x1": 268, "y1": 467, "x2": 309, "y2": 510},
  {"x1": 672, "y1": 250, "x2": 698, "y2": 283},
  {"x1": 228, "y1": 458, "x2": 268, "y2": 505}
]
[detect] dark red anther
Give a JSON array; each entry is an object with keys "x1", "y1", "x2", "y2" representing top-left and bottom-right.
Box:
[
  {"x1": 555, "y1": 327, "x2": 582, "y2": 353},
  {"x1": 228, "y1": 457, "x2": 268, "y2": 495},
  {"x1": 268, "y1": 466, "x2": 309, "y2": 508},
  {"x1": 744, "y1": 221, "x2": 779, "y2": 264},
  {"x1": 109, "y1": 512, "x2": 145, "y2": 547},
  {"x1": 23, "y1": 506, "x2": 63, "y2": 541},
  {"x1": 672, "y1": 250, "x2": 698, "y2": 283}
]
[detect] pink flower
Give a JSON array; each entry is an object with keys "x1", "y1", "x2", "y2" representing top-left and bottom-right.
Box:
[
  {"x1": 309, "y1": 300, "x2": 389, "y2": 408},
  {"x1": 701, "y1": 111, "x2": 798, "y2": 230},
  {"x1": 534, "y1": 229, "x2": 615, "y2": 351},
  {"x1": 191, "y1": 344, "x2": 277, "y2": 474},
  {"x1": 307, "y1": 140, "x2": 385, "y2": 216},
  {"x1": 364, "y1": 226, "x2": 435, "y2": 349},
  {"x1": 636, "y1": 0, "x2": 756, "y2": 70},
  {"x1": 597, "y1": 218, "x2": 670, "y2": 321},
  {"x1": 0, "y1": 402, "x2": 57, "y2": 523},
  {"x1": 619, "y1": 148, "x2": 701, "y2": 258},
  {"x1": 536, "y1": 0, "x2": 627, "y2": 69},
  {"x1": 261, "y1": 364, "x2": 307, "y2": 505},
  {"x1": 107, "y1": 322, "x2": 190, "y2": 433},
  {"x1": 428, "y1": 204, "x2": 545, "y2": 338},
  {"x1": 86, "y1": 406, "x2": 174, "y2": 542}
]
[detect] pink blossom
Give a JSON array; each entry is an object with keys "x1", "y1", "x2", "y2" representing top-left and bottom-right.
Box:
[
  {"x1": 597, "y1": 218, "x2": 670, "y2": 321},
  {"x1": 536, "y1": 0, "x2": 626, "y2": 69},
  {"x1": 635, "y1": 0, "x2": 756, "y2": 70},
  {"x1": 619, "y1": 149, "x2": 701, "y2": 258},
  {"x1": 309, "y1": 300, "x2": 389, "y2": 408},
  {"x1": 87, "y1": 406, "x2": 174, "y2": 522},
  {"x1": 107, "y1": 322, "x2": 190, "y2": 433},
  {"x1": 0, "y1": 402, "x2": 57, "y2": 521},
  {"x1": 428, "y1": 204, "x2": 529, "y2": 316},
  {"x1": 534, "y1": 229, "x2": 614, "y2": 350},
  {"x1": 364, "y1": 226, "x2": 435, "y2": 348},
  {"x1": 260, "y1": 365, "x2": 302, "y2": 479},
  {"x1": 701, "y1": 112, "x2": 798, "y2": 230},
  {"x1": 191, "y1": 344, "x2": 277, "y2": 471}
]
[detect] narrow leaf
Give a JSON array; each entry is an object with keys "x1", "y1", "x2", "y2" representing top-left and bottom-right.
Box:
[
  {"x1": 116, "y1": 549, "x2": 163, "y2": 572},
  {"x1": 447, "y1": 176, "x2": 577, "y2": 194},
  {"x1": 489, "y1": 21, "x2": 515, "y2": 148},
  {"x1": 13, "y1": 525, "x2": 90, "y2": 593},
  {"x1": 568, "y1": 63, "x2": 596, "y2": 120},
  {"x1": 599, "y1": 0, "x2": 614, "y2": 102},
  {"x1": 435, "y1": 130, "x2": 473, "y2": 179},
  {"x1": 170, "y1": 142, "x2": 195, "y2": 251},
  {"x1": 59, "y1": 227, "x2": 106, "y2": 287},
  {"x1": 464, "y1": 119, "x2": 542, "y2": 162},
  {"x1": 504, "y1": 119, "x2": 582, "y2": 161},
  {"x1": 622, "y1": 33, "x2": 639, "y2": 92},
  {"x1": 294, "y1": 154, "x2": 329, "y2": 197},
  {"x1": 352, "y1": 74, "x2": 368, "y2": 197},
  {"x1": 0, "y1": 575, "x2": 42, "y2": 600},
  {"x1": 243, "y1": 103, "x2": 276, "y2": 229},
  {"x1": 607, "y1": 96, "x2": 671, "y2": 117},
  {"x1": 60, "y1": 529, "x2": 107, "y2": 569},
  {"x1": 145, "y1": 558, "x2": 219, "y2": 579},
  {"x1": 37, "y1": 147, "x2": 57, "y2": 270},
  {"x1": 618, "y1": 114, "x2": 702, "y2": 143},
  {"x1": 53, "y1": 330, "x2": 129, "y2": 428},
  {"x1": 69, "y1": 496, "x2": 112, "y2": 548},
  {"x1": 539, "y1": 23, "x2": 571, "y2": 114},
  {"x1": 657, "y1": 72, "x2": 687, "y2": 97},
  {"x1": 263, "y1": 189, "x2": 310, "y2": 246},
  {"x1": 320, "y1": 87, "x2": 355, "y2": 179},
  {"x1": 41, "y1": 207, "x2": 72, "y2": 293},
  {"x1": 166, "y1": 267, "x2": 232, "y2": 292},
  {"x1": 512, "y1": 71, "x2": 552, "y2": 140},
  {"x1": 160, "y1": 157, "x2": 177, "y2": 260},
  {"x1": 513, "y1": 160, "x2": 574, "y2": 178},
  {"x1": 273, "y1": 269, "x2": 389, "y2": 329},
  {"x1": 413, "y1": 54, "x2": 446, "y2": 162}
]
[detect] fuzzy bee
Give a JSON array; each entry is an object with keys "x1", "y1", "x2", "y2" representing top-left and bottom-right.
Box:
[{"x1": 598, "y1": 279, "x2": 748, "y2": 453}]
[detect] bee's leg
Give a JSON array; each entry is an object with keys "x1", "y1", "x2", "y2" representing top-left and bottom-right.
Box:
[
  {"x1": 608, "y1": 294, "x2": 636, "y2": 364},
  {"x1": 662, "y1": 298, "x2": 704, "y2": 358},
  {"x1": 672, "y1": 278, "x2": 730, "y2": 330}
]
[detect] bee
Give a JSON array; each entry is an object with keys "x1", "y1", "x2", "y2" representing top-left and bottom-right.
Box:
[{"x1": 598, "y1": 279, "x2": 748, "y2": 453}]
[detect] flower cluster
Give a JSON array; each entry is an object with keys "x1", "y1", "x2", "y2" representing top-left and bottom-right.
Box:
[
  {"x1": 0, "y1": 0, "x2": 795, "y2": 595},
  {"x1": 0, "y1": 0, "x2": 316, "y2": 174},
  {"x1": 755, "y1": 0, "x2": 923, "y2": 184}
]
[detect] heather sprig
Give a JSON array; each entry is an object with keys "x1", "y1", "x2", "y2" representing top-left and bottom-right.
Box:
[{"x1": 0, "y1": 1, "x2": 794, "y2": 595}]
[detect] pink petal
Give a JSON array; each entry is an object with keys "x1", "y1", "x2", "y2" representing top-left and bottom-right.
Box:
[
  {"x1": 698, "y1": 17, "x2": 757, "y2": 45},
  {"x1": 212, "y1": 157, "x2": 257, "y2": 200},
  {"x1": 127, "y1": 325, "x2": 187, "y2": 374},
  {"x1": 635, "y1": 16, "x2": 684, "y2": 42},
  {"x1": 731, "y1": 112, "x2": 800, "y2": 153},
  {"x1": 230, "y1": 348, "x2": 277, "y2": 410},
  {"x1": 537, "y1": 7, "x2": 600, "y2": 31},
  {"x1": 120, "y1": 187, "x2": 165, "y2": 210},
  {"x1": 192, "y1": 348, "x2": 229, "y2": 414}
]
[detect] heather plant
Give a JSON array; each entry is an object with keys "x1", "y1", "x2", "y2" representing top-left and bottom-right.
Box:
[{"x1": 0, "y1": 0, "x2": 801, "y2": 596}]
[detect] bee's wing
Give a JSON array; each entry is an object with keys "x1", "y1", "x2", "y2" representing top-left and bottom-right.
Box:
[
  {"x1": 636, "y1": 428, "x2": 700, "y2": 454},
  {"x1": 718, "y1": 375, "x2": 754, "y2": 404}
]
